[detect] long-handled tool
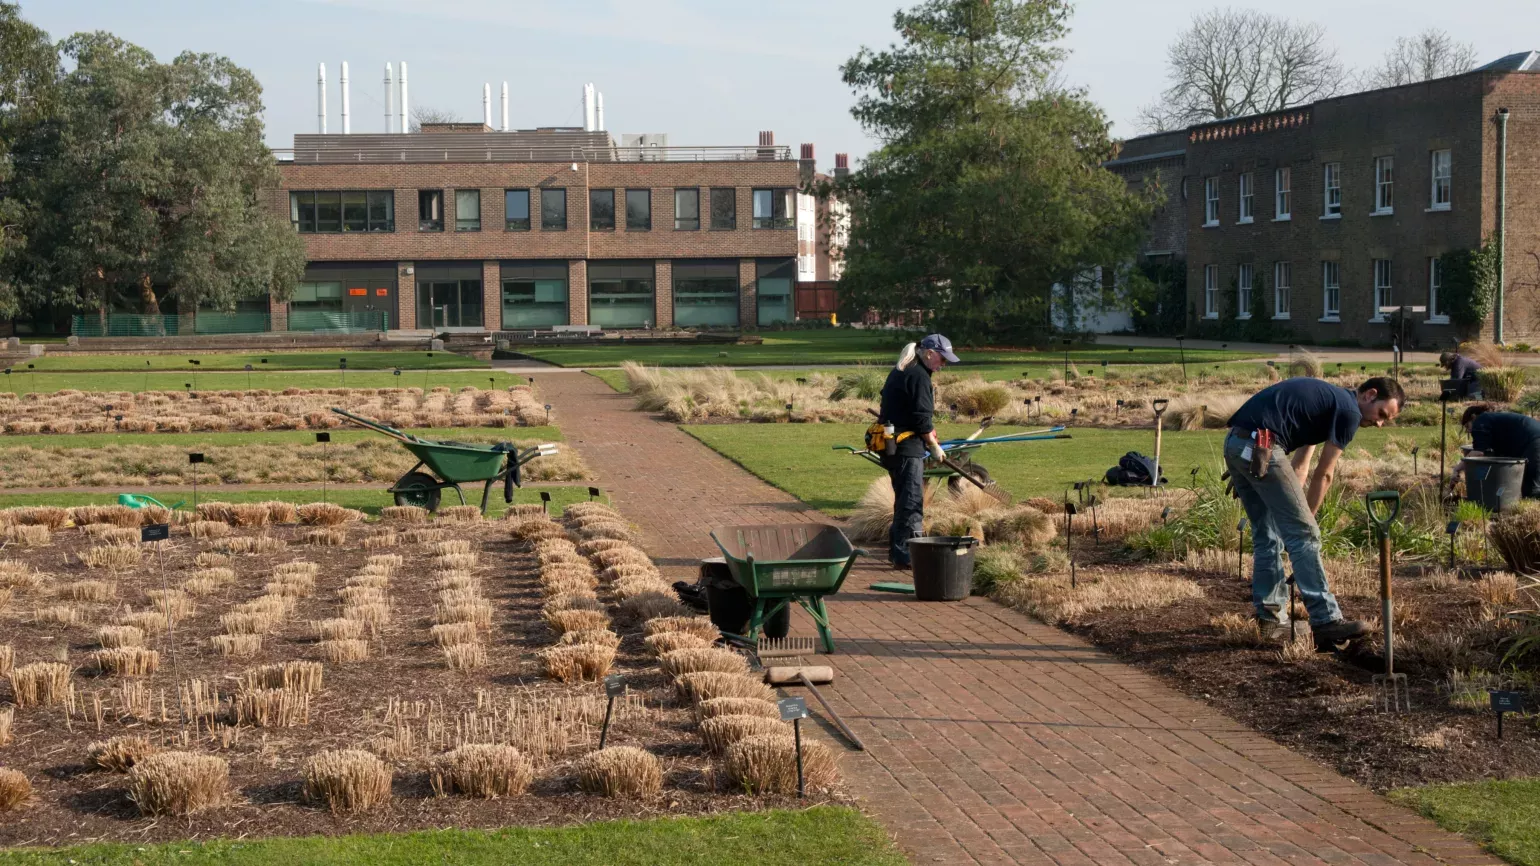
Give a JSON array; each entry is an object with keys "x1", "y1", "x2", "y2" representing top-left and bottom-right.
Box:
[
  {"x1": 1367, "y1": 490, "x2": 1410, "y2": 713},
  {"x1": 1151, "y1": 399, "x2": 1169, "y2": 487},
  {"x1": 752, "y1": 637, "x2": 865, "y2": 750}
]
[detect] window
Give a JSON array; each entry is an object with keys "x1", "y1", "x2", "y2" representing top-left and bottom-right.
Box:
[
  {"x1": 504, "y1": 189, "x2": 530, "y2": 231},
  {"x1": 589, "y1": 189, "x2": 615, "y2": 231},
  {"x1": 1203, "y1": 264, "x2": 1218, "y2": 317},
  {"x1": 625, "y1": 189, "x2": 651, "y2": 231},
  {"x1": 1203, "y1": 177, "x2": 1219, "y2": 225},
  {"x1": 673, "y1": 260, "x2": 738, "y2": 327},
  {"x1": 1237, "y1": 264, "x2": 1253, "y2": 318},
  {"x1": 1429, "y1": 256, "x2": 1445, "y2": 321},
  {"x1": 756, "y1": 259, "x2": 795, "y2": 326},
  {"x1": 540, "y1": 189, "x2": 567, "y2": 231},
  {"x1": 1238, "y1": 172, "x2": 1254, "y2": 223},
  {"x1": 1275, "y1": 167, "x2": 1291, "y2": 219},
  {"x1": 1322, "y1": 261, "x2": 1340, "y2": 319},
  {"x1": 674, "y1": 188, "x2": 700, "y2": 231},
  {"x1": 1374, "y1": 156, "x2": 1394, "y2": 213},
  {"x1": 454, "y1": 189, "x2": 481, "y2": 231},
  {"x1": 589, "y1": 262, "x2": 655, "y2": 328},
  {"x1": 417, "y1": 270, "x2": 483, "y2": 329},
  {"x1": 289, "y1": 191, "x2": 395, "y2": 233},
  {"x1": 1274, "y1": 262, "x2": 1292, "y2": 317},
  {"x1": 752, "y1": 188, "x2": 794, "y2": 229},
  {"x1": 710, "y1": 188, "x2": 736, "y2": 229},
  {"x1": 289, "y1": 280, "x2": 343, "y2": 331},
  {"x1": 1373, "y1": 258, "x2": 1393, "y2": 320},
  {"x1": 418, "y1": 190, "x2": 444, "y2": 231},
  {"x1": 1323, "y1": 163, "x2": 1341, "y2": 216},
  {"x1": 1431, "y1": 149, "x2": 1451, "y2": 209},
  {"x1": 501, "y1": 262, "x2": 568, "y2": 329}
]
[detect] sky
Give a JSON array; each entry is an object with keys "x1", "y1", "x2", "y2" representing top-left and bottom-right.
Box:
[{"x1": 20, "y1": 0, "x2": 1540, "y2": 171}]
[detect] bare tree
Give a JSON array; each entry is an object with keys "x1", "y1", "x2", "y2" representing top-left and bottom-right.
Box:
[
  {"x1": 1137, "y1": 9, "x2": 1346, "y2": 132},
  {"x1": 409, "y1": 105, "x2": 461, "y2": 132},
  {"x1": 1364, "y1": 28, "x2": 1478, "y2": 88}
]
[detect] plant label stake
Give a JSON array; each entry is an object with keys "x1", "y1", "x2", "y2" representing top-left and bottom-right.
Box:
[
  {"x1": 1410, "y1": 446, "x2": 1419, "y2": 477},
  {"x1": 142, "y1": 522, "x2": 182, "y2": 720},
  {"x1": 26, "y1": 363, "x2": 34, "y2": 394},
  {"x1": 1087, "y1": 493, "x2": 1101, "y2": 546},
  {"x1": 588, "y1": 487, "x2": 600, "y2": 501},
  {"x1": 316, "y1": 432, "x2": 332, "y2": 503},
  {"x1": 546, "y1": 404, "x2": 553, "y2": 425},
  {"x1": 539, "y1": 491, "x2": 551, "y2": 514},
  {"x1": 244, "y1": 363, "x2": 253, "y2": 389},
  {"x1": 423, "y1": 353, "x2": 433, "y2": 394},
  {"x1": 1175, "y1": 337, "x2": 1187, "y2": 382},
  {"x1": 1189, "y1": 466, "x2": 1201, "y2": 490},
  {"x1": 1446, "y1": 520, "x2": 1461, "y2": 570},
  {"x1": 1491, "y1": 690, "x2": 1524, "y2": 738},
  {"x1": 1236, "y1": 519, "x2": 1248, "y2": 583},
  {"x1": 143, "y1": 360, "x2": 150, "y2": 391},
  {"x1": 1151, "y1": 399, "x2": 1170, "y2": 487},
  {"x1": 599, "y1": 674, "x2": 625, "y2": 749},
  {"x1": 1064, "y1": 502, "x2": 1078, "y2": 588},
  {"x1": 188, "y1": 453, "x2": 205, "y2": 513},
  {"x1": 339, "y1": 357, "x2": 347, "y2": 388},
  {"x1": 1366, "y1": 491, "x2": 1409, "y2": 713},
  {"x1": 778, "y1": 696, "x2": 810, "y2": 799}
]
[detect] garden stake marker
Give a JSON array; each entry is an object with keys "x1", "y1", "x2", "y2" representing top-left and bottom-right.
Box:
[
  {"x1": 27, "y1": 363, "x2": 34, "y2": 393},
  {"x1": 244, "y1": 364, "x2": 253, "y2": 389},
  {"x1": 1236, "y1": 519, "x2": 1248, "y2": 584},
  {"x1": 1175, "y1": 337, "x2": 1187, "y2": 381},
  {"x1": 423, "y1": 352, "x2": 433, "y2": 394},
  {"x1": 1491, "y1": 690, "x2": 1524, "y2": 738},
  {"x1": 539, "y1": 491, "x2": 551, "y2": 514},
  {"x1": 588, "y1": 487, "x2": 601, "y2": 501},
  {"x1": 1062, "y1": 339, "x2": 1072, "y2": 378},
  {"x1": 1411, "y1": 446, "x2": 1419, "y2": 477},
  {"x1": 1366, "y1": 490, "x2": 1409, "y2": 713},
  {"x1": 339, "y1": 357, "x2": 346, "y2": 388},
  {"x1": 1446, "y1": 520, "x2": 1461, "y2": 569},
  {"x1": 599, "y1": 674, "x2": 624, "y2": 749},
  {"x1": 1064, "y1": 502, "x2": 1078, "y2": 588},
  {"x1": 188, "y1": 358, "x2": 199, "y2": 392},
  {"x1": 778, "y1": 696, "x2": 810, "y2": 799},
  {"x1": 145, "y1": 360, "x2": 151, "y2": 391},
  {"x1": 1151, "y1": 399, "x2": 1170, "y2": 487},
  {"x1": 188, "y1": 453, "x2": 204, "y2": 513},
  {"x1": 316, "y1": 432, "x2": 332, "y2": 503},
  {"x1": 142, "y1": 521, "x2": 182, "y2": 724},
  {"x1": 546, "y1": 404, "x2": 554, "y2": 425}
]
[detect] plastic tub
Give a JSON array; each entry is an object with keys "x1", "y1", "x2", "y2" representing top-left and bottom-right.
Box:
[
  {"x1": 1464, "y1": 456, "x2": 1526, "y2": 513},
  {"x1": 909, "y1": 536, "x2": 979, "y2": 601}
]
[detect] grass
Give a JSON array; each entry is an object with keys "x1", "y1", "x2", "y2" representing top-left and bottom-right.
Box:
[
  {"x1": 14, "y1": 351, "x2": 483, "y2": 373},
  {"x1": 1389, "y1": 779, "x2": 1540, "y2": 865},
  {"x1": 681, "y1": 422, "x2": 1413, "y2": 514},
  {"x1": 0, "y1": 368, "x2": 531, "y2": 394},
  {"x1": 0, "y1": 427, "x2": 562, "y2": 450},
  {"x1": 0, "y1": 806, "x2": 905, "y2": 865},
  {"x1": 0, "y1": 486, "x2": 599, "y2": 518}
]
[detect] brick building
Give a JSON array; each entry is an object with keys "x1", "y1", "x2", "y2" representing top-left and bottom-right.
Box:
[
  {"x1": 1138, "y1": 51, "x2": 1540, "y2": 347},
  {"x1": 271, "y1": 127, "x2": 808, "y2": 333}
]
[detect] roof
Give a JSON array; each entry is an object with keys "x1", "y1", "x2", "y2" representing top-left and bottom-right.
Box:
[
  {"x1": 1477, "y1": 50, "x2": 1540, "y2": 72},
  {"x1": 279, "y1": 130, "x2": 792, "y2": 164}
]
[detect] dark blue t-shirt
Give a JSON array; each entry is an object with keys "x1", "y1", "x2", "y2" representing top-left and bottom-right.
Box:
[
  {"x1": 1225, "y1": 379, "x2": 1362, "y2": 453},
  {"x1": 1471, "y1": 411, "x2": 1540, "y2": 457}
]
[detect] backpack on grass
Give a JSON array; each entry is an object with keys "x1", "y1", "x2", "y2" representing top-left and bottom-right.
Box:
[{"x1": 1104, "y1": 451, "x2": 1165, "y2": 487}]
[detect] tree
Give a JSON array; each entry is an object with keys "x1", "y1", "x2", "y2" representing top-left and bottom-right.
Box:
[
  {"x1": 410, "y1": 106, "x2": 461, "y2": 132},
  {"x1": 7, "y1": 31, "x2": 304, "y2": 316},
  {"x1": 1364, "y1": 28, "x2": 1478, "y2": 88},
  {"x1": 1138, "y1": 9, "x2": 1346, "y2": 132},
  {"x1": 826, "y1": 0, "x2": 1155, "y2": 342},
  {"x1": 0, "y1": 1, "x2": 60, "y2": 318}
]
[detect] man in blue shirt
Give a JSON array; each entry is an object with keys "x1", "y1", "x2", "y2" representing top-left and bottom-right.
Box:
[
  {"x1": 1453, "y1": 405, "x2": 1540, "y2": 498},
  {"x1": 878, "y1": 334, "x2": 958, "y2": 569},
  {"x1": 1224, "y1": 376, "x2": 1405, "y2": 644}
]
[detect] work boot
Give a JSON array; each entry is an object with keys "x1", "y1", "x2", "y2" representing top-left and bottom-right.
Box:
[
  {"x1": 1255, "y1": 618, "x2": 1290, "y2": 642},
  {"x1": 1311, "y1": 619, "x2": 1370, "y2": 645}
]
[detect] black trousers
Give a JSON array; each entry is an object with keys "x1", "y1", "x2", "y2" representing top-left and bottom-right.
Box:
[{"x1": 886, "y1": 454, "x2": 925, "y2": 565}]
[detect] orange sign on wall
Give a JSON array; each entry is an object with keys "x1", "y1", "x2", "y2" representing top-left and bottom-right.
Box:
[
  {"x1": 348, "y1": 288, "x2": 367, "y2": 296},
  {"x1": 375, "y1": 288, "x2": 389, "y2": 296}
]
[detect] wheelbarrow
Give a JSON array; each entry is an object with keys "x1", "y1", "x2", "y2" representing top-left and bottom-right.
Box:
[
  {"x1": 331, "y1": 408, "x2": 558, "y2": 514},
  {"x1": 834, "y1": 416, "x2": 1070, "y2": 495},
  {"x1": 709, "y1": 523, "x2": 864, "y2": 654}
]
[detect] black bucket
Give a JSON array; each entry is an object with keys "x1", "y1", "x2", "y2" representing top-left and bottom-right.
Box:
[
  {"x1": 1465, "y1": 456, "x2": 1526, "y2": 513},
  {"x1": 700, "y1": 557, "x2": 790, "y2": 638},
  {"x1": 909, "y1": 536, "x2": 980, "y2": 601}
]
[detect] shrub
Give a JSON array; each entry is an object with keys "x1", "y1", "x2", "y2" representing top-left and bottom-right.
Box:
[
  {"x1": 699, "y1": 714, "x2": 787, "y2": 754},
  {"x1": 304, "y1": 749, "x2": 392, "y2": 813},
  {"x1": 1286, "y1": 351, "x2": 1322, "y2": 378},
  {"x1": 719, "y1": 734, "x2": 838, "y2": 794},
  {"x1": 1478, "y1": 368, "x2": 1527, "y2": 403},
  {"x1": 128, "y1": 752, "x2": 229, "y2": 816},
  {"x1": 574, "y1": 747, "x2": 663, "y2": 797},
  {"x1": 87, "y1": 735, "x2": 158, "y2": 772},
  {"x1": 829, "y1": 368, "x2": 884, "y2": 402},
  {"x1": 0, "y1": 768, "x2": 31, "y2": 811},
  {"x1": 430, "y1": 744, "x2": 534, "y2": 798},
  {"x1": 972, "y1": 545, "x2": 1025, "y2": 594},
  {"x1": 982, "y1": 506, "x2": 1055, "y2": 549}
]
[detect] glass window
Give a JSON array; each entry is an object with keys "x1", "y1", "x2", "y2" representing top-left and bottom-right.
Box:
[
  {"x1": 673, "y1": 260, "x2": 738, "y2": 327},
  {"x1": 455, "y1": 189, "x2": 481, "y2": 231},
  {"x1": 416, "y1": 277, "x2": 483, "y2": 328},
  {"x1": 1373, "y1": 258, "x2": 1393, "y2": 319},
  {"x1": 1203, "y1": 178, "x2": 1219, "y2": 225},
  {"x1": 419, "y1": 190, "x2": 443, "y2": 231},
  {"x1": 1237, "y1": 264, "x2": 1253, "y2": 317},
  {"x1": 1323, "y1": 261, "x2": 1340, "y2": 317},
  {"x1": 590, "y1": 189, "x2": 615, "y2": 231},
  {"x1": 674, "y1": 188, "x2": 700, "y2": 230},
  {"x1": 366, "y1": 191, "x2": 394, "y2": 231},
  {"x1": 1203, "y1": 265, "x2": 1218, "y2": 317},
  {"x1": 756, "y1": 258, "x2": 795, "y2": 326},
  {"x1": 1275, "y1": 167, "x2": 1291, "y2": 219},
  {"x1": 1429, "y1": 256, "x2": 1444, "y2": 319},
  {"x1": 315, "y1": 191, "x2": 341, "y2": 233},
  {"x1": 290, "y1": 192, "x2": 316, "y2": 233},
  {"x1": 1238, "y1": 172, "x2": 1253, "y2": 222},
  {"x1": 505, "y1": 189, "x2": 530, "y2": 231},
  {"x1": 710, "y1": 188, "x2": 736, "y2": 229},
  {"x1": 1431, "y1": 150, "x2": 1451, "y2": 209},
  {"x1": 288, "y1": 280, "x2": 344, "y2": 331},
  {"x1": 752, "y1": 189, "x2": 794, "y2": 229},
  {"x1": 541, "y1": 189, "x2": 567, "y2": 231},
  {"x1": 1274, "y1": 262, "x2": 1291, "y2": 316},
  {"x1": 1375, "y1": 156, "x2": 1394, "y2": 212},
  {"x1": 589, "y1": 262, "x2": 655, "y2": 328},
  {"x1": 291, "y1": 191, "x2": 393, "y2": 233},
  {"x1": 1323, "y1": 163, "x2": 1341, "y2": 216},
  {"x1": 342, "y1": 191, "x2": 367, "y2": 232},
  {"x1": 626, "y1": 189, "x2": 651, "y2": 230},
  {"x1": 502, "y1": 262, "x2": 569, "y2": 329}
]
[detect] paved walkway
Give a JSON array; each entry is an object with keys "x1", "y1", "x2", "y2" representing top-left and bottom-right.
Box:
[{"x1": 544, "y1": 373, "x2": 1501, "y2": 866}]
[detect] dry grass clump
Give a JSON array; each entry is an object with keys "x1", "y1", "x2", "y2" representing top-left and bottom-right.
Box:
[
  {"x1": 994, "y1": 572, "x2": 1204, "y2": 623},
  {"x1": 613, "y1": 575, "x2": 677, "y2": 600},
  {"x1": 438, "y1": 505, "x2": 482, "y2": 523},
  {"x1": 0, "y1": 646, "x2": 11, "y2": 677},
  {"x1": 320, "y1": 639, "x2": 371, "y2": 664},
  {"x1": 577, "y1": 522, "x2": 641, "y2": 544},
  {"x1": 660, "y1": 647, "x2": 749, "y2": 679},
  {"x1": 617, "y1": 592, "x2": 688, "y2": 625},
  {"x1": 118, "y1": 609, "x2": 169, "y2": 634},
  {"x1": 362, "y1": 532, "x2": 399, "y2": 550},
  {"x1": 210, "y1": 634, "x2": 263, "y2": 658},
  {"x1": 982, "y1": 506, "x2": 1056, "y2": 549},
  {"x1": 0, "y1": 561, "x2": 41, "y2": 590},
  {"x1": 311, "y1": 618, "x2": 365, "y2": 641},
  {"x1": 3, "y1": 524, "x2": 51, "y2": 547},
  {"x1": 85, "y1": 525, "x2": 141, "y2": 546},
  {"x1": 577, "y1": 538, "x2": 632, "y2": 557},
  {"x1": 1210, "y1": 612, "x2": 1265, "y2": 647},
  {"x1": 593, "y1": 547, "x2": 652, "y2": 570},
  {"x1": 94, "y1": 647, "x2": 160, "y2": 677},
  {"x1": 541, "y1": 576, "x2": 598, "y2": 598},
  {"x1": 1474, "y1": 572, "x2": 1520, "y2": 606},
  {"x1": 339, "y1": 585, "x2": 389, "y2": 607},
  {"x1": 365, "y1": 554, "x2": 403, "y2": 571},
  {"x1": 430, "y1": 744, "x2": 534, "y2": 798},
  {"x1": 233, "y1": 687, "x2": 311, "y2": 727},
  {"x1": 194, "y1": 552, "x2": 232, "y2": 568},
  {"x1": 443, "y1": 642, "x2": 488, "y2": 671},
  {"x1": 719, "y1": 734, "x2": 838, "y2": 794},
  {"x1": 304, "y1": 528, "x2": 348, "y2": 547},
  {"x1": 699, "y1": 714, "x2": 787, "y2": 755},
  {"x1": 69, "y1": 505, "x2": 141, "y2": 528},
  {"x1": 644, "y1": 631, "x2": 714, "y2": 657},
  {"x1": 33, "y1": 604, "x2": 80, "y2": 626},
  {"x1": 0, "y1": 706, "x2": 10, "y2": 744},
  {"x1": 342, "y1": 602, "x2": 390, "y2": 632},
  {"x1": 543, "y1": 608, "x2": 611, "y2": 635},
  {"x1": 11, "y1": 506, "x2": 68, "y2": 530},
  {"x1": 513, "y1": 521, "x2": 569, "y2": 543},
  {"x1": 217, "y1": 609, "x2": 279, "y2": 635},
  {"x1": 538, "y1": 644, "x2": 617, "y2": 682},
  {"x1": 434, "y1": 600, "x2": 492, "y2": 630},
  {"x1": 64, "y1": 579, "x2": 117, "y2": 602},
  {"x1": 240, "y1": 661, "x2": 324, "y2": 695},
  {"x1": 543, "y1": 593, "x2": 603, "y2": 614},
  {"x1": 127, "y1": 752, "x2": 228, "y2": 816},
  {"x1": 147, "y1": 589, "x2": 196, "y2": 620},
  {"x1": 430, "y1": 539, "x2": 475, "y2": 557},
  {"x1": 675, "y1": 671, "x2": 774, "y2": 705},
  {"x1": 400, "y1": 527, "x2": 446, "y2": 545},
  {"x1": 81, "y1": 544, "x2": 141, "y2": 570},
  {"x1": 187, "y1": 520, "x2": 232, "y2": 540},
  {"x1": 644, "y1": 617, "x2": 720, "y2": 642},
  {"x1": 1278, "y1": 632, "x2": 1318, "y2": 663},
  {"x1": 380, "y1": 505, "x2": 429, "y2": 523},
  {"x1": 215, "y1": 535, "x2": 286, "y2": 555},
  {"x1": 564, "y1": 502, "x2": 620, "y2": 520},
  {"x1": 434, "y1": 553, "x2": 480, "y2": 571},
  {"x1": 698, "y1": 697, "x2": 781, "y2": 721},
  {"x1": 430, "y1": 622, "x2": 481, "y2": 647},
  {"x1": 557, "y1": 629, "x2": 623, "y2": 650},
  {"x1": 97, "y1": 625, "x2": 145, "y2": 649},
  {"x1": 0, "y1": 768, "x2": 31, "y2": 811},
  {"x1": 296, "y1": 503, "x2": 366, "y2": 527},
  {"x1": 87, "y1": 735, "x2": 159, "y2": 772},
  {"x1": 304, "y1": 749, "x2": 392, "y2": 813},
  {"x1": 574, "y1": 747, "x2": 663, "y2": 797}
]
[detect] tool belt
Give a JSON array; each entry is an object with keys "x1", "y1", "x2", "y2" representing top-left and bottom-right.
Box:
[
  {"x1": 1238, "y1": 428, "x2": 1275, "y2": 479},
  {"x1": 865, "y1": 422, "x2": 914, "y2": 456}
]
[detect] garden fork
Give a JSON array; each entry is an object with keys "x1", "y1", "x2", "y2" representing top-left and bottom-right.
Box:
[{"x1": 1367, "y1": 490, "x2": 1410, "y2": 713}]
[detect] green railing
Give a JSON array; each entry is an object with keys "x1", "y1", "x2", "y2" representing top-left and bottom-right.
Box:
[
  {"x1": 71, "y1": 309, "x2": 386, "y2": 336},
  {"x1": 286, "y1": 310, "x2": 388, "y2": 333},
  {"x1": 72, "y1": 314, "x2": 188, "y2": 337},
  {"x1": 195, "y1": 311, "x2": 272, "y2": 334}
]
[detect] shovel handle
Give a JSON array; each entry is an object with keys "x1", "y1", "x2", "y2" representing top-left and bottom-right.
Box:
[
  {"x1": 1365, "y1": 490, "x2": 1401, "y2": 536},
  {"x1": 1152, "y1": 399, "x2": 1169, "y2": 416}
]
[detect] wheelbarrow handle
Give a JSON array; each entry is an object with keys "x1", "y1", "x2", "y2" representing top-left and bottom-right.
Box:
[{"x1": 1365, "y1": 490, "x2": 1401, "y2": 532}]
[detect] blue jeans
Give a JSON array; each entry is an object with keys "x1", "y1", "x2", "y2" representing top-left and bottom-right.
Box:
[
  {"x1": 1223, "y1": 432, "x2": 1344, "y2": 626},
  {"x1": 885, "y1": 454, "x2": 925, "y2": 566}
]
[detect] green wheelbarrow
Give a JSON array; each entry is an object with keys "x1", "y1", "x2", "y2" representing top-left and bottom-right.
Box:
[
  {"x1": 709, "y1": 523, "x2": 865, "y2": 653},
  {"x1": 332, "y1": 408, "x2": 558, "y2": 514}
]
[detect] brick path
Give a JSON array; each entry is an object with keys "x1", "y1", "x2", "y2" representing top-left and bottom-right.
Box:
[{"x1": 545, "y1": 372, "x2": 1500, "y2": 866}]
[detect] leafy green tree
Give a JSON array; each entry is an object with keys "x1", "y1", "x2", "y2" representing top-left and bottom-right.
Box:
[
  {"x1": 8, "y1": 30, "x2": 303, "y2": 316},
  {"x1": 824, "y1": 0, "x2": 1156, "y2": 342},
  {"x1": 0, "y1": 1, "x2": 60, "y2": 318}
]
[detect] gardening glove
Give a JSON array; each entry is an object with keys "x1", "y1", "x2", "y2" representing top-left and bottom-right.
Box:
[{"x1": 929, "y1": 442, "x2": 946, "y2": 462}]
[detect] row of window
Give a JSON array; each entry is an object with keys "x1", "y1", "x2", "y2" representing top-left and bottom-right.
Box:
[
  {"x1": 290, "y1": 188, "x2": 796, "y2": 234},
  {"x1": 1201, "y1": 257, "x2": 1446, "y2": 323},
  {"x1": 1201, "y1": 150, "x2": 1452, "y2": 227}
]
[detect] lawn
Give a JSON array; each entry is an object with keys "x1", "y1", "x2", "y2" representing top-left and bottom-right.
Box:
[
  {"x1": 519, "y1": 329, "x2": 1260, "y2": 368},
  {"x1": 0, "y1": 484, "x2": 596, "y2": 517},
  {"x1": 0, "y1": 807, "x2": 904, "y2": 866},
  {"x1": 14, "y1": 350, "x2": 483, "y2": 372},
  {"x1": 0, "y1": 368, "x2": 533, "y2": 394},
  {"x1": 1390, "y1": 779, "x2": 1540, "y2": 866},
  {"x1": 0, "y1": 426, "x2": 563, "y2": 450},
  {"x1": 681, "y1": 422, "x2": 1417, "y2": 514}
]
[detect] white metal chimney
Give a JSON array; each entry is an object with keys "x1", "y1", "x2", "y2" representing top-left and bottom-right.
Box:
[
  {"x1": 582, "y1": 83, "x2": 596, "y2": 132},
  {"x1": 399, "y1": 62, "x2": 409, "y2": 134},
  {"x1": 596, "y1": 92, "x2": 605, "y2": 132},
  {"x1": 501, "y1": 82, "x2": 509, "y2": 132},
  {"x1": 384, "y1": 63, "x2": 393, "y2": 133},
  {"x1": 340, "y1": 61, "x2": 350, "y2": 134},
  {"x1": 483, "y1": 83, "x2": 491, "y2": 128},
  {"x1": 317, "y1": 63, "x2": 327, "y2": 134}
]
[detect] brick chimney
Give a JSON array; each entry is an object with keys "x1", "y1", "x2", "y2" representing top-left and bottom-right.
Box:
[
  {"x1": 757, "y1": 130, "x2": 777, "y2": 160},
  {"x1": 833, "y1": 152, "x2": 850, "y2": 179},
  {"x1": 798, "y1": 142, "x2": 816, "y2": 186}
]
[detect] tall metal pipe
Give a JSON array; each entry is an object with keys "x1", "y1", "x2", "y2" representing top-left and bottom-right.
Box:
[
  {"x1": 483, "y1": 83, "x2": 491, "y2": 128},
  {"x1": 399, "y1": 62, "x2": 409, "y2": 134},
  {"x1": 1496, "y1": 108, "x2": 1509, "y2": 344},
  {"x1": 501, "y1": 82, "x2": 509, "y2": 131},
  {"x1": 340, "y1": 61, "x2": 350, "y2": 134},
  {"x1": 317, "y1": 62, "x2": 327, "y2": 134},
  {"x1": 583, "y1": 83, "x2": 596, "y2": 131},
  {"x1": 596, "y1": 92, "x2": 605, "y2": 132},
  {"x1": 385, "y1": 63, "x2": 393, "y2": 133}
]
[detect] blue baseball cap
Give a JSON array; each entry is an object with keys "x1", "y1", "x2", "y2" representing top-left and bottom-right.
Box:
[{"x1": 919, "y1": 334, "x2": 959, "y2": 363}]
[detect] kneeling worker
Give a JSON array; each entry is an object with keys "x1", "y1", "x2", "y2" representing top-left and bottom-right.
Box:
[
  {"x1": 877, "y1": 334, "x2": 959, "y2": 569},
  {"x1": 1453, "y1": 404, "x2": 1540, "y2": 499},
  {"x1": 1224, "y1": 376, "x2": 1405, "y2": 642}
]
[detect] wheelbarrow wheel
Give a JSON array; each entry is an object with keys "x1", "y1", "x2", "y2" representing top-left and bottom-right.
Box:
[
  {"x1": 393, "y1": 471, "x2": 442, "y2": 512},
  {"x1": 947, "y1": 460, "x2": 991, "y2": 496}
]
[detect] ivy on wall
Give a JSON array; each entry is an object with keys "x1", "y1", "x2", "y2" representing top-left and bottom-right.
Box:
[{"x1": 1440, "y1": 240, "x2": 1499, "y2": 331}]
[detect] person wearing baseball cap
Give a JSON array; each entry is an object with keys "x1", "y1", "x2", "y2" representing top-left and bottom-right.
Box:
[{"x1": 877, "y1": 334, "x2": 958, "y2": 569}]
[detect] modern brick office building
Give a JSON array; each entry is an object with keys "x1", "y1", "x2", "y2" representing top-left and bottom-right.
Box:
[{"x1": 269, "y1": 127, "x2": 810, "y2": 334}]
